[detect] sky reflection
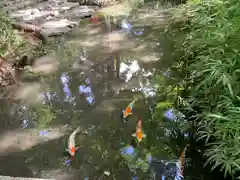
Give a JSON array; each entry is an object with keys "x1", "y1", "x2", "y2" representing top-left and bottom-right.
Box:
[
  {"x1": 164, "y1": 109, "x2": 185, "y2": 122},
  {"x1": 60, "y1": 73, "x2": 72, "y2": 98},
  {"x1": 21, "y1": 119, "x2": 28, "y2": 128},
  {"x1": 65, "y1": 159, "x2": 71, "y2": 166},
  {"x1": 60, "y1": 72, "x2": 70, "y2": 85},
  {"x1": 39, "y1": 130, "x2": 48, "y2": 136},
  {"x1": 119, "y1": 144, "x2": 184, "y2": 180},
  {"x1": 79, "y1": 78, "x2": 95, "y2": 105},
  {"x1": 132, "y1": 176, "x2": 138, "y2": 180},
  {"x1": 120, "y1": 19, "x2": 132, "y2": 31},
  {"x1": 120, "y1": 145, "x2": 134, "y2": 155},
  {"x1": 63, "y1": 85, "x2": 71, "y2": 97}
]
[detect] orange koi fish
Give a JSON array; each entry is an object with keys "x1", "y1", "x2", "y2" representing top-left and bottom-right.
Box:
[
  {"x1": 132, "y1": 119, "x2": 146, "y2": 142},
  {"x1": 180, "y1": 144, "x2": 189, "y2": 175},
  {"x1": 122, "y1": 99, "x2": 136, "y2": 119},
  {"x1": 175, "y1": 144, "x2": 189, "y2": 179},
  {"x1": 66, "y1": 127, "x2": 81, "y2": 156}
]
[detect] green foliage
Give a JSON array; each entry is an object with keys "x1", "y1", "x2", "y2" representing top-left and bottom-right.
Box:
[
  {"x1": 33, "y1": 105, "x2": 57, "y2": 128},
  {"x1": 164, "y1": 0, "x2": 240, "y2": 178},
  {"x1": 0, "y1": 8, "x2": 27, "y2": 58}
]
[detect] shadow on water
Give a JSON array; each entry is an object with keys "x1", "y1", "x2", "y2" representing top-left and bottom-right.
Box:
[{"x1": 0, "y1": 12, "x2": 227, "y2": 180}]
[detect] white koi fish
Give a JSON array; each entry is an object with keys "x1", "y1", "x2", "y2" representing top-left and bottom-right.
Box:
[{"x1": 66, "y1": 127, "x2": 81, "y2": 156}]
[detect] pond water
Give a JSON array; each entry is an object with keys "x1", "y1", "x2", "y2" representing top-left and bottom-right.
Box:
[{"x1": 0, "y1": 15, "x2": 226, "y2": 180}]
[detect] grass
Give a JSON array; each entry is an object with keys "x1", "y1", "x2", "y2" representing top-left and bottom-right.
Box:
[{"x1": 162, "y1": 0, "x2": 240, "y2": 178}]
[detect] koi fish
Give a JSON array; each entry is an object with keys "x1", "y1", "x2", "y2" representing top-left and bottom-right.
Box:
[
  {"x1": 132, "y1": 119, "x2": 146, "y2": 142},
  {"x1": 175, "y1": 144, "x2": 189, "y2": 180},
  {"x1": 66, "y1": 127, "x2": 81, "y2": 156},
  {"x1": 122, "y1": 99, "x2": 136, "y2": 119},
  {"x1": 90, "y1": 16, "x2": 100, "y2": 23}
]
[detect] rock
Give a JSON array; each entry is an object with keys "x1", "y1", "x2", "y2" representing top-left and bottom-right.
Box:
[
  {"x1": 40, "y1": 19, "x2": 78, "y2": 36},
  {"x1": 10, "y1": 8, "x2": 51, "y2": 21},
  {"x1": 11, "y1": 22, "x2": 48, "y2": 43},
  {"x1": 37, "y1": 1, "x2": 79, "y2": 12},
  {"x1": 64, "y1": 5, "x2": 94, "y2": 19},
  {"x1": 67, "y1": 0, "x2": 103, "y2": 6}
]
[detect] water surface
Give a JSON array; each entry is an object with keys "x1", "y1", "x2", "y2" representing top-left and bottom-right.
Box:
[{"x1": 0, "y1": 15, "x2": 222, "y2": 180}]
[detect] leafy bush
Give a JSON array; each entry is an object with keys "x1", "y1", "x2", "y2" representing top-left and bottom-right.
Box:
[
  {"x1": 164, "y1": 0, "x2": 240, "y2": 178},
  {"x1": 0, "y1": 7, "x2": 30, "y2": 64}
]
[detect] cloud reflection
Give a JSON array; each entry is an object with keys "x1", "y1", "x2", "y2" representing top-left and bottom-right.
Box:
[{"x1": 119, "y1": 60, "x2": 140, "y2": 82}]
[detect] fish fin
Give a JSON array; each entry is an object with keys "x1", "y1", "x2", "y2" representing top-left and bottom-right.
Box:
[
  {"x1": 132, "y1": 133, "x2": 136, "y2": 137},
  {"x1": 76, "y1": 146, "x2": 80, "y2": 151},
  {"x1": 133, "y1": 99, "x2": 137, "y2": 104},
  {"x1": 75, "y1": 127, "x2": 81, "y2": 133},
  {"x1": 123, "y1": 118, "x2": 128, "y2": 123},
  {"x1": 142, "y1": 133, "x2": 146, "y2": 138}
]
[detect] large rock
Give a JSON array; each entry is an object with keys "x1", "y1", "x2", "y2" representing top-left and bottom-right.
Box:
[
  {"x1": 63, "y1": 5, "x2": 94, "y2": 20},
  {"x1": 40, "y1": 19, "x2": 79, "y2": 36}
]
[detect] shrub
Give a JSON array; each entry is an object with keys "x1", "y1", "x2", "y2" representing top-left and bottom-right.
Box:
[
  {"x1": 0, "y1": 8, "x2": 25, "y2": 58},
  {"x1": 165, "y1": 0, "x2": 240, "y2": 178}
]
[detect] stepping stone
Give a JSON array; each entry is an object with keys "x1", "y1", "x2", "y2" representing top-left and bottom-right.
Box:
[{"x1": 10, "y1": 8, "x2": 51, "y2": 21}]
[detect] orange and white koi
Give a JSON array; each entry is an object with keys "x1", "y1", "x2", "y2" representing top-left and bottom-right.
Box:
[
  {"x1": 122, "y1": 99, "x2": 136, "y2": 119},
  {"x1": 175, "y1": 144, "x2": 189, "y2": 180},
  {"x1": 66, "y1": 127, "x2": 81, "y2": 156},
  {"x1": 132, "y1": 119, "x2": 146, "y2": 142}
]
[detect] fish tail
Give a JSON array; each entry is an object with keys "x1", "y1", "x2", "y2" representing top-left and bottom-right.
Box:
[{"x1": 122, "y1": 112, "x2": 126, "y2": 119}]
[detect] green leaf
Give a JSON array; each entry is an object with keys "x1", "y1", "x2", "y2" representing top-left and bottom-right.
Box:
[{"x1": 156, "y1": 101, "x2": 173, "y2": 109}]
